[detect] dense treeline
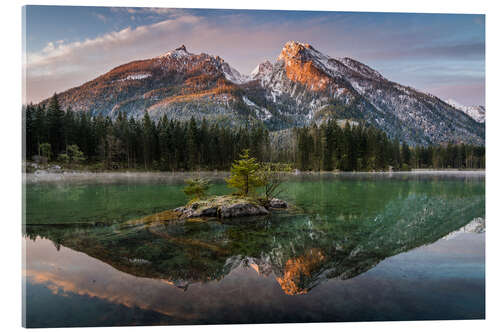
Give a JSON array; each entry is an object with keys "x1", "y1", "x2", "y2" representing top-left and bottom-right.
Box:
[
  {"x1": 293, "y1": 121, "x2": 485, "y2": 171},
  {"x1": 24, "y1": 94, "x2": 269, "y2": 171},
  {"x1": 23, "y1": 94, "x2": 485, "y2": 171}
]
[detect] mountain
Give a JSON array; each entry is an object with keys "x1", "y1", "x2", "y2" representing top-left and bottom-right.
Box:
[
  {"x1": 245, "y1": 41, "x2": 484, "y2": 145},
  {"x1": 445, "y1": 99, "x2": 485, "y2": 123},
  {"x1": 47, "y1": 45, "x2": 256, "y2": 126},
  {"x1": 40, "y1": 42, "x2": 485, "y2": 146}
]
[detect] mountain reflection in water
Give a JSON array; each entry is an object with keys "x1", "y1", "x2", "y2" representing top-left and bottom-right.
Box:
[
  {"x1": 25, "y1": 195, "x2": 484, "y2": 295},
  {"x1": 23, "y1": 174, "x2": 485, "y2": 326}
]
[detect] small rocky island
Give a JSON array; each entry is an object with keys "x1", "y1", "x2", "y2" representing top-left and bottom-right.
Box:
[
  {"x1": 127, "y1": 196, "x2": 290, "y2": 225},
  {"x1": 128, "y1": 150, "x2": 292, "y2": 225},
  {"x1": 174, "y1": 195, "x2": 288, "y2": 219}
]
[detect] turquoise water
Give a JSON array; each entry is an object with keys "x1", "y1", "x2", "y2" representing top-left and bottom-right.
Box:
[{"x1": 23, "y1": 172, "x2": 485, "y2": 327}]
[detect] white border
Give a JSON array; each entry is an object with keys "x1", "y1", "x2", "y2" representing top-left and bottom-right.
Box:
[{"x1": 2, "y1": 1, "x2": 499, "y2": 332}]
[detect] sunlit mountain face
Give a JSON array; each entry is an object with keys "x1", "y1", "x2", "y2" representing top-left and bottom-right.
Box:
[{"x1": 38, "y1": 41, "x2": 484, "y2": 146}]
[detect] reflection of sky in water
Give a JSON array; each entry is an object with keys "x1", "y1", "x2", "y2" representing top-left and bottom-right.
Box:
[
  {"x1": 23, "y1": 231, "x2": 484, "y2": 327},
  {"x1": 23, "y1": 174, "x2": 485, "y2": 327}
]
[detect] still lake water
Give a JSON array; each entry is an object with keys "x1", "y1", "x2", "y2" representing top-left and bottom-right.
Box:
[{"x1": 23, "y1": 172, "x2": 485, "y2": 327}]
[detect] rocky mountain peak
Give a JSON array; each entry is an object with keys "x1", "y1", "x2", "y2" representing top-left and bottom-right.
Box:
[
  {"x1": 338, "y1": 57, "x2": 385, "y2": 81},
  {"x1": 161, "y1": 44, "x2": 192, "y2": 58},
  {"x1": 445, "y1": 99, "x2": 485, "y2": 123},
  {"x1": 278, "y1": 41, "x2": 316, "y2": 62},
  {"x1": 275, "y1": 41, "x2": 334, "y2": 92},
  {"x1": 250, "y1": 60, "x2": 273, "y2": 81},
  {"x1": 40, "y1": 41, "x2": 485, "y2": 146}
]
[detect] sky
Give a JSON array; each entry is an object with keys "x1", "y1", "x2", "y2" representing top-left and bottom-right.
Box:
[{"x1": 23, "y1": 6, "x2": 485, "y2": 106}]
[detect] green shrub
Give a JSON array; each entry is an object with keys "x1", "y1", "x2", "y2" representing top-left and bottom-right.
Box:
[{"x1": 183, "y1": 178, "x2": 210, "y2": 200}]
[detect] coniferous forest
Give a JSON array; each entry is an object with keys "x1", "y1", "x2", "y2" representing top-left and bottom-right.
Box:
[{"x1": 23, "y1": 94, "x2": 485, "y2": 171}]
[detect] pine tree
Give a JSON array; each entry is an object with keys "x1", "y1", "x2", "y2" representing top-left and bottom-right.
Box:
[
  {"x1": 33, "y1": 104, "x2": 47, "y2": 156},
  {"x1": 183, "y1": 178, "x2": 210, "y2": 201},
  {"x1": 142, "y1": 111, "x2": 154, "y2": 169},
  {"x1": 46, "y1": 93, "x2": 65, "y2": 157},
  {"x1": 402, "y1": 142, "x2": 411, "y2": 168},
  {"x1": 226, "y1": 149, "x2": 264, "y2": 196},
  {"x1": 24, "y1": 104, "x2": 35, "y2": 159},
  {"x1": 186, "y1": 117, "x2": 199, "y2": 169}
]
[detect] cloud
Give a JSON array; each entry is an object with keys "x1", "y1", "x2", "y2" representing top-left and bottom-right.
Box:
[
  {"x1": 364, "y1": 42, "x2": 485, "y2": 61},
  {"x1": 24, "y1": 11, "x2": 485, "y2": 106},
  {"x1": 26, "y1": 14, "x2": 203, "y2": 102},
  {"x1": 427, "y1": 82, "x2": 485, "y2": 106},
  {"x1": 110, "y1": 7, "x2": 187, "y2": 18},
  {"x1": 93, "y1": 12, "x2": 107, "y2": 23}
]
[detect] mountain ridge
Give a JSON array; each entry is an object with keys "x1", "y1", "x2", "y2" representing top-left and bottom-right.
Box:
[{"x1": 37, "y1": 41, "x2": 485, "y2": 146}]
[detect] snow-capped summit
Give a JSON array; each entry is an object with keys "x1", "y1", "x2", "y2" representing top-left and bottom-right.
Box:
[
  {"x1": 337, "y1": 57, "x2": 385, "y2": 81},
  {"x1": 221, "y1": 62, "x2": 250, "y2": 84},
  {"x1": 278, "y1": 41, "x2": 314, "y2": 60},
  {"x1": 161, "y1": 45, "x2": 249, "y2": 84},
  {"x1": 251, "y1": 41, "x2": 484, "y2": 145},
  {"x1": 161, "y1": 45, "x2": 192, "y2": 58},
  {"x1": 250, "y1": 60, "x2": 273, "y2": 81},
  {"x1": 445, "y1": 99, "x2": 485, "y2": 123},
  {"x1": 39, "y1": 41, "x2": 484, "y2": 146}
]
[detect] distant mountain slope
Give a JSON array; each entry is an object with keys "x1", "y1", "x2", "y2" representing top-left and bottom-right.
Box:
[
  {"x1": 445, "y1": 99, "x2": 485, "y2": 123},
  {"x1": 248, "y1": 41, "x2": 484, "y2": 145},
  {"x1": 39, "y1": 42, "x2": 485, "y2": 146},
  {"x1": 43, "y1": 45, "x2": 259, "y2": 126}
]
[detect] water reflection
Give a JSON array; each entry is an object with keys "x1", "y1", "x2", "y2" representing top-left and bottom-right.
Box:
[
  {"x1": 23, "y1": 174, "x2": 485, "y2": 326},
  {"x1": 23, "y1": 220, "x2": 485, "y2": 327},
  {"x1": 25, "y1": 190, "x2": 484, "y2": 296}
]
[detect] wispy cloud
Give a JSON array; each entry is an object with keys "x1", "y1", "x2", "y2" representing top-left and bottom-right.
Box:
[
  {"x1": 364, "y1": 42, "x2": 485, "y2": 61},
  {"x1": 26, "y1": 14, "x2": 203, "y2": 102},
  {"x1": 24, "y1": 9, "x2": 485, "y2": 105},
  {"x1": 109, "y1": 7, "x2": 187, "y2": 18},
  {"x1": 93, "y1": 12, "x2": 107, "y2": 23}
]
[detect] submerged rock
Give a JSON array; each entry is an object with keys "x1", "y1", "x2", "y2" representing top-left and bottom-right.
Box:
[{"x1": 269, "y1": 198, "x2": 288, "y2": 209}]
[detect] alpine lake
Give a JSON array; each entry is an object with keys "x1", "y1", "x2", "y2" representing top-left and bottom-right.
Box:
[{"x1": 22, "y1": 171, "x2": 485, "y2": 327}]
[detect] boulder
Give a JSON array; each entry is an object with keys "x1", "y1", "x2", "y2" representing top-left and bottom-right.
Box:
[
  {"x1": 269, "y1": 198, "x2": 288, "y2": 209},
  {"x1": 175, "y1": 205, "x2": 219, "y2": 218},
  {"x1": 174, "y1": 196, "x2": 288, "y2": 220},
  {"x1": 199, "y1": 207, "x2": 218, "y2": 217},
  {"x1": 218, "y1": 203, "x2": 269, "y2": 219}
]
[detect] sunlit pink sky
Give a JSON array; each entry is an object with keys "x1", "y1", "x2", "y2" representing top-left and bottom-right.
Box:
[{"x1": 24, "y1": 6, "x2": 485, "y2": 106}]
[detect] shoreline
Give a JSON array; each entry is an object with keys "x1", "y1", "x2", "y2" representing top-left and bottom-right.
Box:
[{"x1": 23, "y1": 169, "x2": 486, "y2": 184}]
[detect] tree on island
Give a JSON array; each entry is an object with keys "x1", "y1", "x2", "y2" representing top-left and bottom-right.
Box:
[
  {"x1": 226, "y1": 149, "x2": 265, "y2": 196},
  {"x1": 258, "y1": 162, "x2": 292, "y2": 200},
  {"x1": 183, "y1": 178, "x2": 210, "y2": 201}
]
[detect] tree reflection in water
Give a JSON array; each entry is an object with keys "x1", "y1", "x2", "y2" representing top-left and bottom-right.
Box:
[{"x1": 25, "y1": 189, "x2": 484, "y2": 295}]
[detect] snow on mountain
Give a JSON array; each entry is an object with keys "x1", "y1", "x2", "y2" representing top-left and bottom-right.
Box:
[
  {"x1": 249, "y1": 41, "x2": 484, "y2": 145},
  {"x1": 160, "y1": 45, "x2": 192, "y2": 58},
  {"x1": 250, "y1": 60, "x2": 273, "y2": 81},
  {"x1": 162, "y1": 45, "x2": 249, "y2": 84},
  {"x1": 445, "y1": 99, "x2": 485, "y2": 123},
  {"x1": 118, "y1": 73, "x2": 152, "y2": 81},
  {"x1": 41, "y1": 42, "x2": 485, "y2": 146},
  {"x1": 337, "y1": 57, "x2": 384, "y2": 81},
  {"x1": 221, "y1": 62, "x2": 250, "y2": 84},
  {"x1": 242, "y1": 96, "x2": 272, "y2": 120}
]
